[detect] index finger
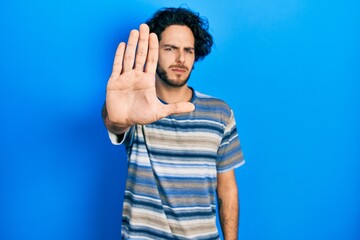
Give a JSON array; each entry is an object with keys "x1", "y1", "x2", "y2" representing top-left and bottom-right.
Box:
[{"x1": 144, "y1": 33, "x2": 159, "y2": 74}]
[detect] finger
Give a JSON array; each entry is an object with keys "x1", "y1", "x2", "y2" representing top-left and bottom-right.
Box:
[
  {"x1": 123, "y1": 29, "x2": 139, "y2": 72},
  {"x1": 110, "y1": 42, "x2": 126, "y2": 78},
  {"x1": 158, "y1": 102, "x2": 195, "y2": 119},
  {"x1": 145, "y1": 33, "x2": 159, "y2": 74},
  {"x1": 134, "y1": 24, "x2": 150, "y2": 71}
]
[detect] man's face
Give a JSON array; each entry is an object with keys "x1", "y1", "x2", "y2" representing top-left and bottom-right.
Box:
[{"x1": 156, "y1": 25, "x2": 195, "y2": 87}]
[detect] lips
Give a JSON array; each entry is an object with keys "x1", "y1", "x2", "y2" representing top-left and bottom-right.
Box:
[
  {"x1": 170, "y1": 66, "x2": 188, "y2": 72},
  {"x1": 171, "y1": 68, "x2": 186, "y2": 72}
]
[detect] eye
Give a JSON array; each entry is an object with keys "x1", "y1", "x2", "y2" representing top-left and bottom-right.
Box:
[
  {"x1": 164, "y1": 47, "x2": 174, "y2": 51},
  {"x1": 185, "y1": 48, "x2": 194, "y2": 54}
]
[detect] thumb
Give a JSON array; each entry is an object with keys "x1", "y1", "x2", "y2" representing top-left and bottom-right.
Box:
[{"x1": 159, "y1": 102, "x2": 195, "y2": 118}]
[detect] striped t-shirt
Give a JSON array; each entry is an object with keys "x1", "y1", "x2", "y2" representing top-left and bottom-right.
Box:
[{"x1": 110, "y1": 90, "x2": 245, "y2": 239}]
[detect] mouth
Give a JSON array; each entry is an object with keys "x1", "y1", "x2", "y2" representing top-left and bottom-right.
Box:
[{"x1": 170, "y1": 66, "x2": 188, "y2": 73}]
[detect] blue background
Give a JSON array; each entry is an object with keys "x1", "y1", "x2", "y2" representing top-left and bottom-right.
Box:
[{"x1": 1, "y1": 0, "x2": 359, "y2": 239}]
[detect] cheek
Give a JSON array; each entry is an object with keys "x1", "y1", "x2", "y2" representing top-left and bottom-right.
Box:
[
  {"x1": 157, "y1": 56, "x2": 167, "y2": 68},
  {"x1": 187, "y1": 56, "x2": 195, "y2": 68},
  {"x1": 158, "y1": 53, "x2": 174, "y2": 66}
]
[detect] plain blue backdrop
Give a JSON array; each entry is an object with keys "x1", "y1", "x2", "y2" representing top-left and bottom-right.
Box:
[{"x1": 1, "y1": 0, "x2": 359, "y2": 239}]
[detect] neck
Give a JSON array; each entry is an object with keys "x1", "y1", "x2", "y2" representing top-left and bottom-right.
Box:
[{"x1": 155, "y1": 77, "x2": 193, "y2": 104}]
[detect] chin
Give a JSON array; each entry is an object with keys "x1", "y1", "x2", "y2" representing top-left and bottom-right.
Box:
[{"x1": 165, "y1": 79, "x2": 188, "y2": 88}]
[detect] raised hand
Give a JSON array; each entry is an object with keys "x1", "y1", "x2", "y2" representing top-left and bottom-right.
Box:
[{"x1": 105, "y1": 24, "x2": 195, "y2": 134}]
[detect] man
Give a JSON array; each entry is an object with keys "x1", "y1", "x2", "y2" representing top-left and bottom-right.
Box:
[{"x1": 102, "y1": 7, "x2": 245, "y2": 240}]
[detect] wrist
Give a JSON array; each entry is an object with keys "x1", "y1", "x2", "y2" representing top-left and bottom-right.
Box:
[{"x1": 106, "y1": 116, "x2": 131, "y2": 135}]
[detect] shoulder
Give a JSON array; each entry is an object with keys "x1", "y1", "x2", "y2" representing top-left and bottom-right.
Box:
[
  {"x1": 195, "y1": 91, "x2": 233, "y2": 114},
  {"x1": 193, "y1": 91, "x2": 234, "y2": 123}
]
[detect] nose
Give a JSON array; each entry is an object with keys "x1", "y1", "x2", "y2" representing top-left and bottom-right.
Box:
[{"x1": 176, "y1": 50, "x2": 185, "y2": 64}]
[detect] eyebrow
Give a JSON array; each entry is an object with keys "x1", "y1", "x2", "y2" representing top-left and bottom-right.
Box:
[{"x1": 162, "y1": 44, "x2": 195, "y2": 51}]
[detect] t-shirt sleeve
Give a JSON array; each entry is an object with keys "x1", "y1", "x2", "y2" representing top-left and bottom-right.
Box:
[
  {"x1": 216, "y1": 110, "x2": 245, "y2": 173},
  {"x1": 107, "y1": 126, "x2": 135, "y2": 146}
]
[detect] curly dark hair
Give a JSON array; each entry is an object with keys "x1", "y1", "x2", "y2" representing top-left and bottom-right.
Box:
[{"x1": 146, "y1": 7, "x2": 213, "y2": 62}]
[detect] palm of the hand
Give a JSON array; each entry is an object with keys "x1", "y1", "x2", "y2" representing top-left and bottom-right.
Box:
[
  {"x1": 105, "y1": 24, "x2": 194, "y2": 130},
  {"x1": 106, "y1": 69, "x2": 163, "y2": 126}
]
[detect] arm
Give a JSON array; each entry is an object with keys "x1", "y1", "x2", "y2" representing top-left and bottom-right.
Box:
[
  {"x1": 102, "y1": 101, "x2": 129, "y2": 136},
  {"x1": 217, "y1": 169, "x2": 239, "y2": 240},
  {"x1": 103, "y1": 24, "x2": 194, "y2": 134}
]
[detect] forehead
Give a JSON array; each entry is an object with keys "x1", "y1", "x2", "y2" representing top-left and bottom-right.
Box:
[{"x1": 159, "y1": 25, "x2": 195, "y2": 47}]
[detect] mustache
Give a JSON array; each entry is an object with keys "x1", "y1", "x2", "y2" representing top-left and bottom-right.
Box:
[{"x1": 169, "y1": 65, "x2": 189, "y2": 71}]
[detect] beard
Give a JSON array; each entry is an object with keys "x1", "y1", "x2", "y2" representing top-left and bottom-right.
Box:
[{"x1": 156, "y1": 64, "x2": 192, "y2": 88}]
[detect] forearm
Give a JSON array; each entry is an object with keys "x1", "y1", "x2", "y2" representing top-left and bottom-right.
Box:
[
  {"x1": 102, "y1": 102, "x2": 130, "y2": 135},
  {"x1": 217, "y1": 169, "x2": 239, "y2": 240},
  {"x1": 218, "y1": 188, "x2": 239, "y2": 240}
]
